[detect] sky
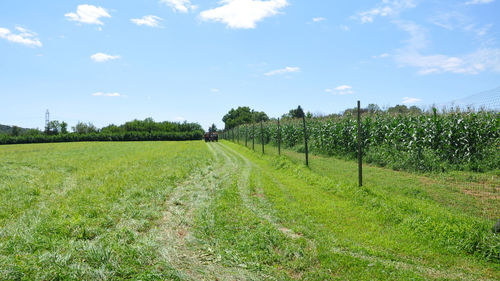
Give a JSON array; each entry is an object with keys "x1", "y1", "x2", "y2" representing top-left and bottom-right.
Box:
[{"x1": 1, "y1": 0, "x2": 499, "y2": 130}]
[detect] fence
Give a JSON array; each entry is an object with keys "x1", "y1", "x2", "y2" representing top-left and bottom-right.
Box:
[
  {"x1": 222, "y1": 101, "x2": 367, "y2": 186},
  {"x1": 219, "y1": 101, "x2": 499, "y2": 222}
]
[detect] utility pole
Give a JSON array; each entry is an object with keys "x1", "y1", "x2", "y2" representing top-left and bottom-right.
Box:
[{"x1": 45, "y1": 109, "x2": 50, "y2": 134}]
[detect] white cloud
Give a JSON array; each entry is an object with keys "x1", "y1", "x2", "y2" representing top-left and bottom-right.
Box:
[
  {"x1": 335, "y1": 85, "x2": 352, "y2": 91},
  {"x1": 92, "y1": 92, "x2": 121, "y2": 97},
  {"x1": 465, "y1": 0, "x2": 495, "y2": 4},
  {"x1": 312, "y1": 17, "x2": 326, "y2": 22},
  {"x1": 356, "y1": 0, "x2": 416, "y2": 23},
  {"x1": 402, "y1": 97, "x2": 422, "y2": 104},
  {"x1": 0, "y1": 26, "x2": 42, "y2": 47},
  {"x1": 325, "y1": 85, "x2": 354, "y2": 95},
  {"x1": 210, "y1": 88, "x2": 220, "y2": 93},
  {"x1": 91, "y1": 53, "x2": 120, "y2": 62},
  {"x1": 160, "y1": 0, "x2": 197, "y2": 13},
  {"x1": 175, "y1": 116, "x2": 186, "y2": 121},
  {"x1": 200, "y1": 0, "x2": 289, "y2": 29},
  {"x1": 429, "y1": 11, "x2": 493, "y2": 37},
  {"x1": 340, "y1": 25, "x2": 350, "y2": 31},
  {"x1": 65, "y1": 5, "x2": 111, "y2": 25},
  {"x1": 394, "y1": 21, "x2": 500, "y2": 74},
  {"x1": 131, "y1": 15, "x2": 163, "y2": 27},
  {"x1": 264, "y1": 66, "x2": 300, "y2": 76},
  {"x1": 373, "y1": 53, "x2": 390, "y2": 59}
]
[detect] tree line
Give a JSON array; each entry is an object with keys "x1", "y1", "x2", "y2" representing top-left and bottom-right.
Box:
[
  {"x1": 0, "y1": 118, "x2": 204, "y2": 145},
  {"x1": 222, "y1": 104, "x2": 427, "y2": 130}
]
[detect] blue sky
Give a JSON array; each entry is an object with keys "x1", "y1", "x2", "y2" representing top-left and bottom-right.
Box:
[{"x1": 1, "y1": 0, "x2": 499, "y2": 130}]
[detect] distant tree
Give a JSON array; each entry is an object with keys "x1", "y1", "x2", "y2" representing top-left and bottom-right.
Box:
[
  {"x1": 46, "y1": 121, "x2": 61, "y2": 135},
  {"x1": 253, "y1": 111, "x2": 270, "y2": 123},
  {"x1": 100, "y1": 124, "x2": 123, "y2": 134},
  {"x1": 100, "y1": 119, "x2": 203, "y2": 134},
  {"x1": 285, "y1": 106, "x2": 305, "y2": 119},
  {"x1": 10, "y1": 126, "x2": 21, "y2": 136},
  {"x1": 367, "y1": 104, "x2": 381, "y2": 114},
  {"x1": 222, "y1": 107, "x2": 269, "y2": 129},
  {"x1": 409, "y1": 106, "x2": 423, "y2": 115},
  {"x1": 72, "y1": 122, "x2": 97, "y2": 134},
  {"x1": 343, "y1": 106, "x2": 368, "y2": 116},
  {"x1": 25, "y1": 129, "x2": 42, "y2": 136},
  {"x1": 209, "y1": 124, "x2": 218, "y2": 133},
  {"x1": 388, "y1": 105, "x2": 409, "y2": 115},
  {"x1": 60, "y1": 122, "x2": 68, "y2": 134}
]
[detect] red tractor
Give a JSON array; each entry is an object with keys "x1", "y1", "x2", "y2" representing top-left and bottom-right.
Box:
[{"x1": 204, "y1": 132, "x2": 218, "y2": 142}]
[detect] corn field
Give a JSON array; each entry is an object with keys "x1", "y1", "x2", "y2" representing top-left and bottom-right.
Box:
[{"x1": 228, "y1": 110, "x2": 500, "y2": 172}]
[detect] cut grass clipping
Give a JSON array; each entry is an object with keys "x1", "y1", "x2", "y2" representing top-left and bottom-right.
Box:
[{"x1": 0, "y1": 141, "x2": 498, "y2": 280}]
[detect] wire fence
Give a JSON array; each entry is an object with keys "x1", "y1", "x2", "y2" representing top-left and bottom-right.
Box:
[
  {"x1": 220, "y1": 101, "x2": 499, "y2": 223},
  {"x1": 439, "y1": 86, "x2": 500, "y2": 112}
]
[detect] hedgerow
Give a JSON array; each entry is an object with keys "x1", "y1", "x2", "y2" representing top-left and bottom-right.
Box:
[{"x1": 0, "y1": 131, "x2": 203, "y2": 145}]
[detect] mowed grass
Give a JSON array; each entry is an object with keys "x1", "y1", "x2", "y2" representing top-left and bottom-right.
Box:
[
  {"x1": 0, "y1": 141, "x2": 212, "y2": 280},
  {"x1": 1, "y1": 140, "x2": 498, "y2": 280},
  {"x1": 200, "y1": 141, "x2": 499, "y2": 279}
]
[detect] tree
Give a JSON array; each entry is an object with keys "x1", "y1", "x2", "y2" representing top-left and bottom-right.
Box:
[
  {"x1": 25, "y1": 129, "x2": 42, "y2": 136},
  {"x1": 388, "y1": 105, "x2": 409, "y2": 115},
  {"x1": 60, "y1": 122, "x2": 68, "y2": 134},
  {"x1": 222, "y1": 106, "x2": 269, "y2": 129},
  {"x1": 72, "y1": 122, "x2": 97, "y2": 134},
  {"x1": 285, "y1": 106, "x2": 305, "y2": 119},
  {"x1": 10, "y1": 126, "x2": 21, "y2": 136},
  {"x1": 253, "y1": 111, "x2": 270, "y2": 123},
  {"x1": 409, "y1": 106, "x2": 423, "y2": 115},
  {"x1": 46, "y1": 121, "x2": 61, "y2": 135},
  {"x1": 367, "y1": 104, "x2": 381, "y2": 114},
  {"x1": 209, "y1": 124, "x2": 218, "y2": 133}
]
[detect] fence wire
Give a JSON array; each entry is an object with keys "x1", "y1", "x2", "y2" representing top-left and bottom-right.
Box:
[{"x1": 441, "y1": 86, "x2": 500, "y2": 111}]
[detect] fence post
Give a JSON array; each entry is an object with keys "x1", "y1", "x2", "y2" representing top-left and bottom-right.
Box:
[
  {"x1": 245, "y1": 127, "x2": 248, "y2": 147},
  {"x1": 358, "y1": 100, "x2": 363, "y2": 187},
  {"x1": 302, "y1": 115, "x2": 309, "y2": 166},
  {"x1": 261, "y1": 121, "x2": 265, "y2": 154},
  {"x1": 252, "y1": 123, "x2": 255, "y2": 151},
  {"x1": 277, "y1": 118, "x2": 281, "y2": 156},
  {"x1": 237, "y1": 126, "x2": 240, "y2": 144},
  {"x1": 232, "y1": 128, "x2": 234, "y2": 142}
]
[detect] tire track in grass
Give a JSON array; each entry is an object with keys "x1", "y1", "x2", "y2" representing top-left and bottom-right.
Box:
[
  {"x1": 218, "y1": 142, "x2": 485, "y2": 281},
  {"x1": 159, "y1": 143, "x2": 259, "y2": 281},
  {"x1": 216, "y1": 143, "x2": 302, "y2": 239},
  {"x1": 213, "y1": 143, "x2": 318, "y2": 279}
]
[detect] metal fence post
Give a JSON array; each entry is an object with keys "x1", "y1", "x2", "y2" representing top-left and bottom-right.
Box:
[
  {"x1": 358, "y1": 100, "x2": 363, "y2": 187},
  {"x1": 303, "y1": 115, "x2": 309, "y2": 166},
  {"x1": 252, "y1": 123, "x2": 255, "y2": 151},
  {"x1": 232, "y1": 128, "x2": 234, "y2": 142},
  {"x1": 245, "y1": 127, "x2": 248, "y2": 147},
  {"x1": 278, "y1": 118, "x2": 281, "y2": 156},
  {"x1": 237, "y1": 126, "x2": 240, "y2": 144},
  {"x1": 261, "y1": 121, "x2": 264, "y2": 154}
]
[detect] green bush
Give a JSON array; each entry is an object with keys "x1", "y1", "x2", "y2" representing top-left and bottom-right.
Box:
[{"x1": 0, "y1": 131, "x2": 204, "y2": 145}]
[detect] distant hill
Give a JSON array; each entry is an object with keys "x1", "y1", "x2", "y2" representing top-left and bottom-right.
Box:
[{"x1": 0, "y1": 124, "x2": 29, "y2": 135}]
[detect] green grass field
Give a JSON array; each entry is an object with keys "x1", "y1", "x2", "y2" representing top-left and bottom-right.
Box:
[{"x1": 0, "y1": 141, "x2": 498, "y2": 280}]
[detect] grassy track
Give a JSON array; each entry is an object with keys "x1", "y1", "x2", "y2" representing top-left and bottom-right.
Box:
[
  {"x1": 0, "y1": 142, "x2": 211, "y2": 280},
  {"x1": 0, "y1": 141, "x2": 498, "y2": 280}
]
